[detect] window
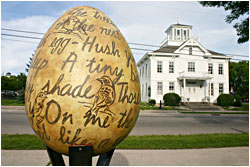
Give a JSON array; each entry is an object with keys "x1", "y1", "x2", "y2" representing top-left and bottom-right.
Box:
[
  {"x1": 157, "y1": 82, "x2": 163, "y2": 95},
  {"x1": 174, "y1": 29, "x2": 176, "y2": 40},
  {"x1": 139, "y1": 69, "x2": 141, "y2": 77},
  {"x1": 169, "y1": 61, "x2": 174, "y2": 73},
  {"x1": 189, "y1": 47, "x2": 192, "y2": 55},
  {"x1": 146, "y1": 83, "x2": 147, "y2": 96},
  {"x1": 177, "y1": 29, "x2": 181, "y2": 40},
  {"x1": 188, "y1": 62, "x2": 195, "y2": 72},
  {"x1": 145, "y1": 64, "x2": 148, "y2": 77},
  {"x1": 208, "y1": 63, "x2": 213, "y2": 74},
  {"x1": 219, "y1": 83, "x2": 224, "y2": 94},
  {"x1": 169, "y1": 82, "x2": 174, "y2": 91},
  {"x1": 183, "y1": 30, "x2": 187, "y2": 40},
  {"x1": 219, "y1": 64, "x2": 223, "y2": 75},
  {"x1": 209, "y1": 83, "x2": 214, "y2": 96},
  {"x1": 157, "y1": 61, "x2": 162, "y2": 73}
]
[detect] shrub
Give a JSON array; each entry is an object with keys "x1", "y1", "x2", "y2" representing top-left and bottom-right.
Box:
[
  {"x1": 217, "y1": 94, "x2": 234, "y2": 107},
  {"x1": 17, "y1": 89, "x2": 25, "y2": 104},
  {"x1": 148, "y1": 99, "x2": 156, "y2": 106},
  {"x1": 233, "y1": 95, "x2": 242, "y2": 107},
  {"x1": 163, "y1": 93, "x2": 181, "y2": 106}
]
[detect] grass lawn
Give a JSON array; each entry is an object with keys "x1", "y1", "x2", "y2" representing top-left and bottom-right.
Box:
[
  {"x1": 140, "y1": 102, "x2": 182, "y2": 110},
  {"x1": 1, "y1": 99, "x2": 24, "y2": 106},
  {"x1": 2, "y1": 133, "x2": 248, "y2": 150},
  {"x1": 223, "y1": 103, "x2": 249, "y2": 111},
  {"x1": 181, "y1": 112, "x2": 248, "y2": 115}
]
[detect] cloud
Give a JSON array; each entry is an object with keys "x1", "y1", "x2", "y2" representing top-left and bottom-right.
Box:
[
  {"x1": 1, "y1": 15, "x2": 56, "y2": 75},
  {"x1": 1, "y1": 1, "x2": 249, "y2": 75},
  {"x1": 103, "y1": 1, "x2": 249, "y2": 60}
]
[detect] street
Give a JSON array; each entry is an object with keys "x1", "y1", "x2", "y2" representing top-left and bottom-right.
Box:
[
  {"x1": 1, "y1": 106, "x2": 249, "y2": 166},
  {"x1": 1, "y1": 107, "x2": 249, "y2": 135}
]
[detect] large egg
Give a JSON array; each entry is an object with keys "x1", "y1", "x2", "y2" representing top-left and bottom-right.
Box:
[{"x1": 25, "y1": 6, "x2": 140, "y2": 155}]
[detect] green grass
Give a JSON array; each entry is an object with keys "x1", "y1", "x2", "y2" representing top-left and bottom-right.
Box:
[
  {"x1": 140, "y1": 102, "x2": 182, "y2": 110},
  {"x1": 181, "y1": 112, "x2": 248, "y2": 114},
  {"x1": 1, "y1": 99, "x2": 25, "y2": 106},
  {"x1": 2, "y1": 134, "x2": 46, "y2": 150},
  {"x1": 223, "y1": 103, "x2": 249, "y2": 111},
  {"x1": 2, "y1": 133, "x2": 248, "y2": 150}
]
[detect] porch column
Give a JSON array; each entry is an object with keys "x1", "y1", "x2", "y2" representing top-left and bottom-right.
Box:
[
  {"x1": 208, "y1": 80, "x2": 211, "y2": 102},
  {"x1": 183, "y1": 78, "x2": 186, "y2": 102},
  {"x1": 204, "y1": 80, "x2": 207, "y2": 98}
]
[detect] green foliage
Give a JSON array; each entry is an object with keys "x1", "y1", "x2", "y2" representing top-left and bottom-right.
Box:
[
  {"x1": 229, "y1": 61, "x2": 249, "y2": 99},
  {"x1": 148, "y1": 99, "x2": 156, "y2": 106},
  {"x1": 1, "y1": 76, "x2": 18, "y2": 91},
  {"x1": 26, "y1": 55, "x2": 33, "y2": 72},
  {"x1": 17, "y1": 89, "x2": 25, "y2": 104},
  {"x1": 199, "y1": 1, "x2": 249, "y2": 43},
  {"x1": 217, "y1": 94, "x2": 234, "y2": 107},
  {"x1": 1, "y1": 73, "x2": 27, "y2": 91},
  {"x1": 233, "y1": 95, "x2": 242, "y2": 107},
  {"x1": 163, "y1": 93, "x2": 181, "y2": 106},
  {"x1": 2, "y1": 133, "x2": 248, "y2": 150}
]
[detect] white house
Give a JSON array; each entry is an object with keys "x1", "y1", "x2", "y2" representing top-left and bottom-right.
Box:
[{"x1": 137, "y1": 23, "x2": 232, "y2": 103}]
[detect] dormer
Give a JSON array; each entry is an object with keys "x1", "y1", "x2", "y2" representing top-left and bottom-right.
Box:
[{"x1": 160, "y1": 23, "x2": 193, "y2": 47}]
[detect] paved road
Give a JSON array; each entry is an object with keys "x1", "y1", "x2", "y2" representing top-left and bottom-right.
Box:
[
  {"x1": 1, "y1": 107, "x2": 248, "y2": 135},
  {"x1": 131, "y1": 111, "x2": 249, "y2": 135}
]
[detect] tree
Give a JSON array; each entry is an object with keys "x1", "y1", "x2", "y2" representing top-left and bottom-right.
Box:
[
  {"x1": 199, "y1": 1, "x2": 249, "y2": 44},
  {"x1": 229, "y1": 61, "x2": 249, "y2": 98},
  {"x1": 1, "y1": 76, "x2": 18, "y2": 91},
  {"x1": 25, "y1": 54, "x2": 33, "y2": 72},
  {"x1": 16, "y1": 73, "x2": 27, "y2": 91},
  {"x1": 1, "y1": 73, "x2": 27, "y2": 91}
]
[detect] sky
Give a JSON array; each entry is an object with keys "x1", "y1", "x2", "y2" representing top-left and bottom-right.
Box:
[{"x1": 1, "y1": 1, "x2": 249, "y2": 75}]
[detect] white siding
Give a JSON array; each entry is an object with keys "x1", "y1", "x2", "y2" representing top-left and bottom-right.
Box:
[{"x1": 138, "y1": 36, "x2": 230, "y2": 103}]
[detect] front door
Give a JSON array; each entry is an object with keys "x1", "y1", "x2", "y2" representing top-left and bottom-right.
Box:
[{"x1": 185, "y1": 80, "x2": 204, "y2": 102}]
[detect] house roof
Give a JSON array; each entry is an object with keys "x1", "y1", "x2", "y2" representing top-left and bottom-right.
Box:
[
  {"x1": 171, "y1": 23, "x2": 192, "y2": 27},
  {"x1": 165, "y1": 23, "x2": 193, "y2": 32},
  {"x1": 152, "y1": 45, "x2": 225, "y2": 56},
  {"x1": 152, "y1": 46, "x2": 179, "y2": 53},
  {"x1": 207, "y1": 50, "x2": 225, "y2": 56}
]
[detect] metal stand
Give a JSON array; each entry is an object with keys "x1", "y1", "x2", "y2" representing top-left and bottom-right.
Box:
[
  {"x1": 46, "y1": 145, "x2": 115, "y2": 166},
  {"x1": 97, "y1": 149, "x2": 115, "y2": 166},
  {"x1": 46, "y1": 146, "x2": 65, "y2": 166}
]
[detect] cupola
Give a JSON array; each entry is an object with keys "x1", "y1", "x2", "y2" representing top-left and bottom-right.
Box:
[{"x1": 160, "y1": 21, "x2": 193, "y2": 47}]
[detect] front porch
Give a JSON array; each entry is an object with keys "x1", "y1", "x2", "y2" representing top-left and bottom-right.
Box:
[{"x1": 178, "y1": 71, "x2": 213, "y2": 102}]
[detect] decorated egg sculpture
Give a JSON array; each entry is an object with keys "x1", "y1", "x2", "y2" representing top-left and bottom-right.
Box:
[{"x1": 25, "y1": 6, "x2": 140, "y2": 155}]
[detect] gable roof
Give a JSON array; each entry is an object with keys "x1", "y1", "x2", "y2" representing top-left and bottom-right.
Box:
[
  {"x1": 138, "y1": 38, "x2": 230, "y2": 66},
  {"x1": 207, "y1": 50, "x2": 225, "y2": 56},
  {"x1": 152, "y1": 46, "x2": 179, "y2": 53},
  {"x1": 152, "y1": 45, "x2": 225, "y2": 56},
  {"x1": 152, "y1": 37, "x2": 225, "y2": 56}
]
